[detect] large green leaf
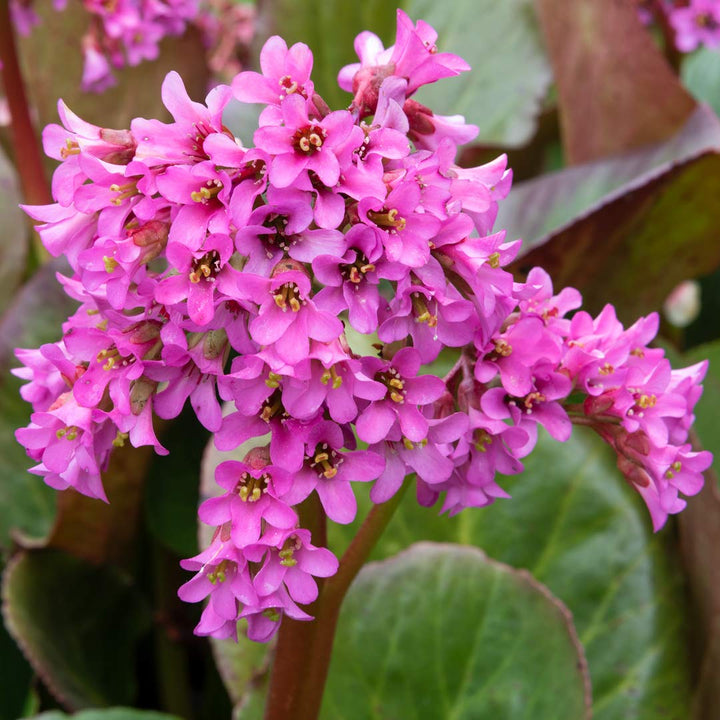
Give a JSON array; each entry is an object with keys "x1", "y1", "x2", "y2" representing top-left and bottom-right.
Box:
[
  {"x1": 0, "y1": 259, "x2": 154, "y2": 566},
  {"x1": 0, "y1": 260, "x2": 77, "y2": 549},
  {"x1": 217, "y1": 428, "x2": 691, "y2": 719},
  {"x1": 255, "y1": 0, "x2": 551, "y2": 147},
  {"x1": 0, "y1": 147, "x2": 27, "y2": 316},
  {"x1": 535, "y1": 0, "x2": 695, "y2": 164},
  {"x1": 327, "y1": 428, "x2": 692, "y2": 719},
  {"x1": 408, "y1": 0, "x2": 552, "y2": 147},
  {"x1": 254, "y1": 0, "x2": 398, "y2": 111},
  {"x1": 0, "y1": 593, "x2": 34, "y2": 720},
  {"x1": 321, "y1": 543, "x2": 590, "y2": 720},
  {"x1": 499, "y1": 105, "x2": 720, "y2": 321},
  {"x1": 682, "y1": 47, "x2": 720, "y2": 120},
  {"x1": 31, "y1": 711, "x2": 182, "y2": 720},
  {"x1": 668, "y1": 340, "x2": 720, "y2": 719},
  {"x1": 144, "y1": 409, "x2": 210, "y2": 558},
  {"x1": 2, "y1": 550, "x2": 151, "y2": 710},
  {"x1": 685, "y1": 341, "x2": 720, "y2": 462}
]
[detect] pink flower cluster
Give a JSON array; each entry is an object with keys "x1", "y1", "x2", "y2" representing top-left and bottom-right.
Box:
[
  {"x1": 636, "y1": 0, "x2": 720, "y2": 52},
  {"x1": 10, "y1": 0, "x2": 201, "y2": 91},
  {"x1": 14, "y1": 9, "x2": 712, "y2": 642}
]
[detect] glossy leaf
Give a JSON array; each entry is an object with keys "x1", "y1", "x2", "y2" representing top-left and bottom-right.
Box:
[
  {"x1": 2, "y1": 550, "x2": 151, "y2": 709},
  {"x1": 408, "y1": 0, "x2": 552, "y2": 146},
  {"x1": 327, "y1": 428, "x2": 692, "y2": 719},
  {"x1": 670, "y1": 340, "x2": 720, "y2": 719},
  {"x1": 0, "y1": 148, "x2": 27, "y2": 316},
  {"x1": 144, "y1": 409, "x2": 209, "y2": 558},
  {"x1": 0, "y1": 259, "x2": 154, "y2": 565},
  {"x1": 256, "y1": 0, "x2": 551, "y2": 147},
  {"x1": 685, "y1": 341, "x2": 720, "y2": 462},
  {"x1": 322, "y1": 543, "x2": 590, "y2": 720},
  {"x1": 254, "y1": 0, "x2": 398, "y2": 111},
  {"x1": 682, "y1": 47, "x2": 720, "y2": 120},
  {"x1": 499, "y1": 106, "x2": 720, "y2": 321},
  {"x1": 535, "y1": 0, "x2": 696, "y2": 164},
  {"x1": 0, "y1": 596, "x2": 33, "y2": 720},
  {"x1": 0, "y1": 260, "x2": 76, "y2": 549},
  {"x1": 17, "y1": 2, "x2": 209, "y2": 134},
  {"x1": 30, "y1": 710, "x2": 182, "y2": 720}
]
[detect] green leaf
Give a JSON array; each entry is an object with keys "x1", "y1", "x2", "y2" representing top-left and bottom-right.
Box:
[
  {"x1": 2, "y1": 550, "x2": 151, "y2": 709},
  {"x1": 499, "y1": 105, "x2": 720, "y2": 321},
  {"x1": 408, "y1": 0, "x2": 552, "y2": 147},
  {"x1": 329, "y1": 428, "x2": 692, "y2": 719},
  {"x1": 682, "y1": 47, "x2": 720, "y2": 120},
  {"x1": 253, "y1": 0, "x2": 398, "y2": 111},
  {"x1": 0, "y1": 260, "x2": 78, "y2": 550},
  {"x1": 321, "y1": 543, "x2": 590, "y2": 720},
  {"x1": 30, "y1": 710, "x2": 182, "y2": 720},
  {"x1": 254, "y1": 0, "x2": 551, "y2": 147},
  {"x1": 0, "y1": 596, "x2": 34, "y2": 720},
  {"x1": 144, "y1": 409, "x2": 209, "y2": 557},
  {"x1": 535, "y1": 0, "x2": 695, "y2": 164},
  {"x1": 685, "y1": 340, "x2": 720, "y2": 462},
  {"x1": 0, "y1": 148, "x2": 27, "y2": 316}
]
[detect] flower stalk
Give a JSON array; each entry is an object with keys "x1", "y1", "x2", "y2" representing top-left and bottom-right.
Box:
[
  {"x1": 0, "y1": 0, "x2": 51, "y2": 258},
  {"x1": 265, "y1": 478, "x2": 410, "y2": 720}
]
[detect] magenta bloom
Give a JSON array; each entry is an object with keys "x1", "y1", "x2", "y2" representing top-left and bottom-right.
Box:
[{"x1": 254, "y1": 94, "x2": 357, "y2": 188}]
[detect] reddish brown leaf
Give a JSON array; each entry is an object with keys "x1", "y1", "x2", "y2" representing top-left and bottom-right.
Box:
[
  {"x1": 534, "y1": 0, "x2": 696, "y2": 164},
  {"x1": 502, "y1": 106, "x2": 720, "y2": 322},
  {"x1": 17, "y1": 2, "x2": 208, "y2": 136}
]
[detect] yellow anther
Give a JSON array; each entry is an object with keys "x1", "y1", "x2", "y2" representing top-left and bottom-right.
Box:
[
  {"x1": 637, "y1": 394, "x2": 657, "y2": 409},
  {"x1": 474, "y1": 428, "x2": 492, "y2": 452},
  {"x1": 265, "y1": 372, "x2": 282, "y2": 388},
  {"x1": 60, "y1": 139, "x2": 80, "y2": 158},
  {"x1": 493, "y1": 339, "x2": 513, "y2": 357},
  {"x1": 403, "y1": 437, "x2": 414, "y2": 450},
  {"x1": 208, "y1": 560, "x2": 229, "y2": 584},
  {"x1": 103, "y1": 256, "x2": 119, "y2": 273},
  {"x1": 390, "y1": 391, "x2": 404, "y2": 403},
  {"x1": 56, "y1": 427, "x2": 67, "y2": 438},
  {"x1": 112, "y1": 431, "x2": 129, "y2": 448},
  {"x1": 488, "y1": 252, "x2": 501, "y2": 269},
  {"x1": 599, "y1": 363, "x2": 614, "y2": 375},
  {"x1": 109, "y1": 181, "x2": 138, "y2": 205},
  {"x1": 190, "y1": 183, "x2": 222, "y2": 203}
]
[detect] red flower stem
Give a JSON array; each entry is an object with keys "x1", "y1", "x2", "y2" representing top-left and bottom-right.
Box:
[
  {"x1": 290, "y1": 478, "x2": 411, "y2": 720},
  {"x1": 0, "y1": 0, "x2": 51, "y2": 258},
  {"x1": 652, "y1": 0, "x2": 682, "y2": 73},
  {"x1": 263, "y1": 491, "x2": 327, "y2": 720}
]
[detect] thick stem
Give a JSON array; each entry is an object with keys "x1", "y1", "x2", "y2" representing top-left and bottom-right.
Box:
[
  {"x1": 263, "y1": 492, "x2": 327, "y2": 720},
  {"x1": 292, "y1": 478, "x2": 411, "y2": 719},
  {"x1": 0, "y1": 0, "x2": 51, "y2": 257}
]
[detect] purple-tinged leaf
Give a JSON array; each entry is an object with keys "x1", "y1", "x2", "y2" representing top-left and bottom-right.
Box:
[
  {"x1": 535, "y1": 0, "x2": 696, "y2": 164},
  {"x1": 500, "y1": 106, "x2": 720, "y2": 321}
]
